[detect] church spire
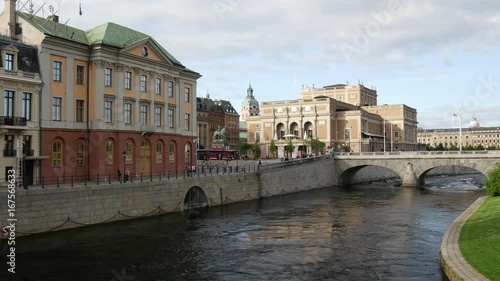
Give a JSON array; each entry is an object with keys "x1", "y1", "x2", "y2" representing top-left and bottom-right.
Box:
[{"x1": 247, "y1": 84, "x2": 253, "y2": 97}]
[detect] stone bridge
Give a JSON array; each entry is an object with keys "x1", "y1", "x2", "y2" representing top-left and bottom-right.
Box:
[{"x1": 333, "y1": 151, "x2": 500, "y2": 187}]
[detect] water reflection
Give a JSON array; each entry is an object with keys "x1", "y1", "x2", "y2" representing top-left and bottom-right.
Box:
[{"x1": 0, "y1": 180, "x2": 485, "y2": 281}]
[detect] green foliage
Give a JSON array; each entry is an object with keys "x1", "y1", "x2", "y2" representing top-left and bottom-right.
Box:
[
  {"x1": 305, "y1": 138, "x2": 325, "y2": 155},
  {"x1": 485, "y1": 163, "x2": 500, "y2": 197},
  {"x1": 252, "y1": 142, "x2": 261, "y2": 158},
  {"x1": 426, "y1": 143, "x2": 494, "y2": 151},
  {"x1": 284, "y1": 140, "x2": 295, "y2": 156},
  {"x1": 237, "y1": 141, "x2": 252, "y2": 155},
  {"x1": 269, "y1": 139, "x2": 277, "y2": 158}
]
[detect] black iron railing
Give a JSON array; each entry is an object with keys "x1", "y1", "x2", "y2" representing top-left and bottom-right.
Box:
[
  {"x1": 0, "y1": 116, "x2": 27, "y2": 126},
  {"x1": 3, "y1": 149, "x2": 16, "y2": 157}
]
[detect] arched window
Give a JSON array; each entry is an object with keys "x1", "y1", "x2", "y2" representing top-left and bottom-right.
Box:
[
  {"x1": 76, "y1": 140, "x2": 84, "y2": 166},
  {"x1": 105, "y1": 140, "x2": 113, "y2": 165},
  {"x1": 169, "y1": 142, "x2": 176, "y2": 163},
  {"x1": 276, "y1": 123, "x2": 285, "y2": 140},
  {"x1": 125, "y1": 140, "x2": 133, "y2": 164},
  {"x1": 52, "y1": 140, "x2": 62, "y2": 167},
  {"x1": 156, "y1": 142, "x2": 163, "y2": 163}
]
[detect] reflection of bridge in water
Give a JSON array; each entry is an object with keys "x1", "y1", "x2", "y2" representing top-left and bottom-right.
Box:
[{"x1": 333, "y1": 151, "x2": 500, "y2": 187}]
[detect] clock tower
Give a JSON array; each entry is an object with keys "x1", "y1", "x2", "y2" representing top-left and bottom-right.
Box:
[{"x1": 240, "y1": 84, "x2": 260, "y2": 121}]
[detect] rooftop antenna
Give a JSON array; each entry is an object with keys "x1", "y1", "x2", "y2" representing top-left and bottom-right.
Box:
[{"x1": 30, "y1": 2, "x2": 46, "y2": 18}]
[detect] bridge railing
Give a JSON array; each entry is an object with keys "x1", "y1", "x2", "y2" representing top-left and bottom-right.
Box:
[{"x1": 334, "y1": 150, "x2": 500, "y2": 157}]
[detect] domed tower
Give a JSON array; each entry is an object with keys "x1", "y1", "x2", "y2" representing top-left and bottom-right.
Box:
[
  {"x1": 240, "y1": 84, "x2": 260, "y2": 121},
  {"x1": 468, "y1": 117, "x2": 480, "y2": 128}
]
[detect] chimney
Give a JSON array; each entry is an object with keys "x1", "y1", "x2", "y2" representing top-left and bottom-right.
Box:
[
  {"x1": 5, "y1": 0, "x2": 16, "y2": 37},
  {"x1": 47, "y1": 15, "x2": 59, "y2": 22}
]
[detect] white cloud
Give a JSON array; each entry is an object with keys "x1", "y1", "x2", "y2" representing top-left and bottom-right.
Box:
[{"x1": 6, "y1": 0, "x2": 500, "y2": 126}]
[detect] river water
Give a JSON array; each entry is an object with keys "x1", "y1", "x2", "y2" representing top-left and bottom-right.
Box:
[{"x1": 1, "y1": 174, "x2": 486, "y2": 281}]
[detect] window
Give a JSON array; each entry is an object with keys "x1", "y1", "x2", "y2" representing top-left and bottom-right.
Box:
[
  {"x1": 5, "y1": 53, "x2": 14, "y2": 71},
  {"x1": 52, "y1": 140, "x2": 62, "y2": 167},
  {"x1": 395, "y1": 131, "x2": 399, "y2": 139},
  {"x1": 156, "y1": 142, "x2": 163, "y2": 163},
  {"x1": 168, "y1": 81, "x2": 174, "y2": 97},
  {"x1": 155, "y1": 78, "x2": 161, "y2": 95},
  {"x1": 52, "y1": 97, "x2": 62, "y2": 121},
  {"x1": 105, "y1": 140, "x2": 113, "y2": 165},
  {"x1": 169, "y1": 142, "x2": 176, "y2": 163},
  {"x1": 76, "y1": 141, "x2": 84, "y2": 166},
  {"x1": 105, "y1": 68, "x2": 112, "y2": 87},
  {"x1": 345, "y1": 128, "x2": 351, "y2": 140},
  {"x1": 140, "y1": 105, "x2": 148, "y2": 125},
  {"x1": 125, "y1": 71, "x2": 132, "y2": 90},
  {"x1": 104, "y1": 101, "x2": 113, "y2": 123},
  {"x1": 4, "y1": 90, "x2": 14, "y2": 118},
  {"x1": 76, "y1": 65, "x2": 85, "y2": 85},
  {"x1": 4, "y1": 135, "x2": 14, "y2": 156},
  {"x1": 53, "y1": 61, "x2": 62, "y2": 81},
  {"x1": 168, "y1": 109, "x2": 174, "y2": 128},
  {"x1": 76, "y1": 100, "x2": 84, "y2": 122},
  {"x1": 125, "y1": 140, "x2": 133, "y2": 164},
  {"x1": 184, "y1": 87, "x2": 190, "y2": 102},
  {"x1": 184, "y1": 113, "x2": 190, "y2": 131},
  {"x1": 23, "y1": 135, "x2": 32, "y2": 155},
  {"x1": 141, "y1": 75, "x2": 147, "y2": 92},
  {"x1": 22, "y1": 93, "x2": 32, "y2": 121},
  {"x1": 124, "y1": 103, "x2": 132, "y2": 124},
  {"x1": 155, "y1": 107, "x2": 162, "y2": 127}
]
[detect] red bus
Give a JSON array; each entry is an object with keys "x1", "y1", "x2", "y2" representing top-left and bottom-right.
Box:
[{"x1": 197, "y1": 148, "x2": 237, "y2": 161}]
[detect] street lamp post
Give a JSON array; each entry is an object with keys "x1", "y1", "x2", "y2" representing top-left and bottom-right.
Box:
[
  {"x1": 497, "y1": 128, "x2": 500, "y2": 149},
  {"x1": 453, "y1": 112, "x2": 462, "y2": 153},
  {"x1": 236, "y1": 150, "x2": 239, "y2": 173},
  {"x1": 383, "y1": 118, "x2": 386, "y2": 153},
  {"x1": 187, "y1": 147, "x2": 191, "y2": 177},
  {"x1": 122, "y1": 151, "x2": 126, "y2": 183}
]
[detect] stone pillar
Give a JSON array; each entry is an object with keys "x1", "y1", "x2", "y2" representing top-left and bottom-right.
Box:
[{"x1": 401, "y1": 162, "x2": 418, "y2": 187}]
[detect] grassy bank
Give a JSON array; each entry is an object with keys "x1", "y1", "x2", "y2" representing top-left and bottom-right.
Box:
[{"x1": 459, "y1": 196, "x2": 500, "y2": 280}]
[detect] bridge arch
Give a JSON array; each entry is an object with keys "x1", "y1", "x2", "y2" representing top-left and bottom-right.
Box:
[
  {"x1": 338, "y1": 165, "x2": 401, "y2": 186},
  {"x1": 417, "y1": 165, "x2": 486, "y2": 187},
  {"x1": 183, "y1": 186, "x2": 209, "y2": 210}
]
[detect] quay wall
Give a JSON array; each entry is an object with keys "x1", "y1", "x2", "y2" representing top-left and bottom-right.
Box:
[
  {"x1": 0, "y1": 157, "x2": 335, "y2": 236},
  {"x1": 0, "y1": 156, "x2": 482, "y2": 236}
]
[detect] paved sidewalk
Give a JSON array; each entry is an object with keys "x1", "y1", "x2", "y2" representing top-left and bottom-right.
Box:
[{"x1": 440, "y1": 196, "x2": 489, "y2": 281}]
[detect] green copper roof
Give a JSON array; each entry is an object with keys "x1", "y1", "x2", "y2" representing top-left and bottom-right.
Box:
[
  {"x1": 86, "y1": 22, "x2": 148, "y2": 47},
  {"x1": 85, "y1": 22, "x2": 182, "y2": 66},
  {"x1": 241, "y1": 84, "x2": 259, "y2": 107},
  {"x1": 17, "y1": 12, "x2": 183, "y2": 66},
  {"x1": 17, "y1": 12, "x2": 89, "y2": 45}
]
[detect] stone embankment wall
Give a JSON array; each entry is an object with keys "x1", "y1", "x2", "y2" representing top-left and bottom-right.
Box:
[{"x1": 0, "y1": 157, "x2": 335, "y2": 236}]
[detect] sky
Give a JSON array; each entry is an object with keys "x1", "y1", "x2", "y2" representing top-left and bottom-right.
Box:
[{"x1": 3, "y1": 0, "x2": 500, "y2": 129}]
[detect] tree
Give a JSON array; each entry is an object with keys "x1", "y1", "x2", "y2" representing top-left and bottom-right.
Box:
[
  {"x1": 269, "y1": 139, "x2": 277, "y2": 158},
  {"x1": 485, "y1": 163, "x2": 500, "y2": 197},
  {"x1": 284, "y1": 139, "x2": 295, "y2": 158},
  {"x1": 252, "y1": 142, "x2": 261, "y2": 158},
  {"x1": 305, "y1": 138, "x2": 325, "y2": 156},
  {"x1": 237, "y1": 141, "x2": 252, "y2": 156}
]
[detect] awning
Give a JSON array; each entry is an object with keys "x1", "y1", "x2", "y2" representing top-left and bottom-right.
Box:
[
  {"x1": 24, "y1": 156, "x2": 49, "y2": 160},
  {"x1": 362, "y1": 132, "x2": 384, "y2": 138}
]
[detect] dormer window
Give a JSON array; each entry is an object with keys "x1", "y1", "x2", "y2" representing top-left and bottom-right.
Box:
[
  {"x1": 2, "y1": 45, "x2": 19, "y2": 72},
  {"x1": 5, "y1": 53, "x2": 14, "y2": 70}
]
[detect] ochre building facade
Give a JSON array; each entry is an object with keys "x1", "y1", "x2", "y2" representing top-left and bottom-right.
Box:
[
  {"x1": 0, "y1": 1, "x2": 201, "y2": 183},
  {"x1": 245, "y1": 83, "x2": 418, "y2": 157}
]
